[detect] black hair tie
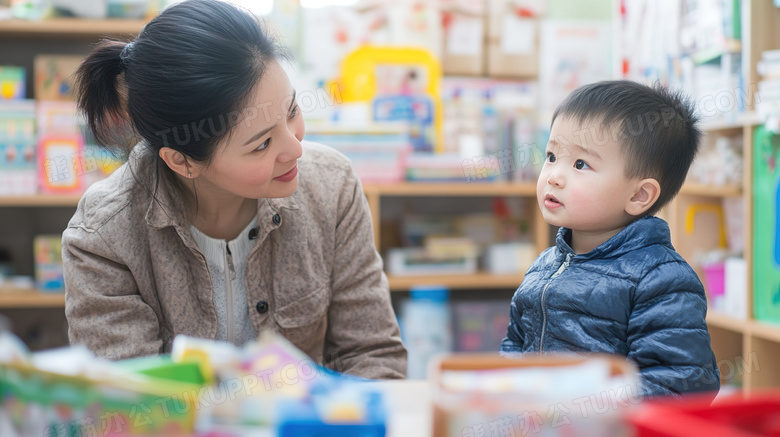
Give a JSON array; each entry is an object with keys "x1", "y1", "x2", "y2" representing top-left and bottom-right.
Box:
[{"x1": 119, "y1": 42, "x2": 135, "y2": 70}]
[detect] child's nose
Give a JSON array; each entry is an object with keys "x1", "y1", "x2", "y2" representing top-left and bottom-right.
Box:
[{"x1": 547, "y1": 169, "x2": 564, "y2": 187}]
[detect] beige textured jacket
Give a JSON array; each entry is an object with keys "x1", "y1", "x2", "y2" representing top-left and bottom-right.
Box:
[{"x1": 63, "y1": 141, "x2": 407, "y2": 379}]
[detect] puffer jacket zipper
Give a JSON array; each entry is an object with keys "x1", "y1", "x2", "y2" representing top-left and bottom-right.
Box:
[
  {"x1": 225, "y1": 243, "x2": 236, "y2": 344},
  {"x1": 540, "y1": 252, "x2": 573, "y2": 352}
]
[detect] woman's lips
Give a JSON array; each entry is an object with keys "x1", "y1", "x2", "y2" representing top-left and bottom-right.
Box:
[{"x1": 274, "y1": 165, "x2": 298, "y2": 182}]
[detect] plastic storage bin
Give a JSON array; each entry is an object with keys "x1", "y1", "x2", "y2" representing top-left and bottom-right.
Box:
[{"x1": 629, "y1": 390, "x2": 780, "y2": 436}]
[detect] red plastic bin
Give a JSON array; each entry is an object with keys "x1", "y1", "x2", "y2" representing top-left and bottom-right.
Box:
[{"x1": 629, "y1": 391, "x2": 780, "y2": 437}]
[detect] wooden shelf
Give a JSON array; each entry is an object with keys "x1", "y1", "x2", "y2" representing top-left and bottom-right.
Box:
[
  {"x1": 364, "y1": 182, "x2": 537, "y2": 197},
  {"x1": 707, "y1": 312, "x2": 748, "y2": 333},
  {"x1": 0, "y1": 194, "x2": 81, "y2": 207},
  {"x1": 750, "y1": 320, "x2": 780, "y2": 343},
  {"x1": 0, "y1": 289, "x2": 64, "y2": 308},
  {"x1": 706, "y1": 312, "x2": 780, "y2": 344},
  {"x1": 387, "y1": 272, "x2": 523, "y2": 291},
  {"x1": 700, "y1": 112, "x2": 761, "y2": 132},
  {"x1": 679, "y1": 183, "x2": 742, "y2": 197},
  {"x1": 0, "y1": 183, "x2": 538, "y2": 208},
  {"x1": 0, "y1": 18, "x2": 147, "y2": 37}
]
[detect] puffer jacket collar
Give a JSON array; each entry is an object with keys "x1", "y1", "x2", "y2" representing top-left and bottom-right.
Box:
[{"x1": 555, "y1": 215, "x2": 672, "y2": 260}]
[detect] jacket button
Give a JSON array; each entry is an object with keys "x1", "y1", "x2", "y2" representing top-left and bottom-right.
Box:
[
  {"x1": 248, "y1": 227, "x2": 259, "y2": 240},
  {"x1": 256, "y1": 301, "x2": 269, "y2": 314},
  {"x1": 272, "y1": 214, "x2": 281, "y2": 225}
]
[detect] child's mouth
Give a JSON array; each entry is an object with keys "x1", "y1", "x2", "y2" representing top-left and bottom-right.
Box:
[{"x1": 544, "y1": 194, "x2": 563, "y2": 209}]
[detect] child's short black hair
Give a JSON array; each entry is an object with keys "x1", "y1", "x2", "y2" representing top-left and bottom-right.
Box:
[{"x1": 551, "y1": 80, "x2": 701, "y2": 216}]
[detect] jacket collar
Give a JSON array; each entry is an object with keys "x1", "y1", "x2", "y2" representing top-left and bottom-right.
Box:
[
  {"x1": 555, "y1": 215, "x2": 672, "y2": 260},
  {"x1": 131, "y1": 143, "x2": 300, "y2": 231}
]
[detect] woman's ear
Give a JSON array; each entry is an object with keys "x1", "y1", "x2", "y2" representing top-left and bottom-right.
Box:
[
  {"x1": 159, "y1": 147, "x2": 198, "y2": 179},
  {"x1": 626, "y1": 178, "x2": 661, "y2": 216}
]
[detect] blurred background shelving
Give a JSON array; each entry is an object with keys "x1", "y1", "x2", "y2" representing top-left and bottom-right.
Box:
[{"x1": 1, "y1": 0, "x2": 780, "y2": 391}]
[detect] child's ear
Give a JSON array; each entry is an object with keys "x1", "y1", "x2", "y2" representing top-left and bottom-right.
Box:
[{"x1": 626, "y1": 178, "x2": 661, "y2": 216}]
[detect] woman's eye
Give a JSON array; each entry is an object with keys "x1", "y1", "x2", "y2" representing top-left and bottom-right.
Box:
[
  {"x1": 289, "y1": 105, "x2": 299, "y2": 119},
  {"x1": 547, "y1": 152, "x2": 556, "y2": 163},
  {"x1": 574, "y1": 159, "x2": 590, "y2": 170},
  {"x1": 255, "y1": 138, "x2": 271, "y2": 152}
]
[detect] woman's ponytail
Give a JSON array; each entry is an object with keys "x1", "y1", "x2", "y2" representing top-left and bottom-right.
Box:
[{"x1": 73, "y1": 40, "x2": 132, "y2": 150}]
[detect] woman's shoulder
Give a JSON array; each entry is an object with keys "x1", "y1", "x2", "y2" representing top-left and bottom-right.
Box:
[
  {"x1": 299, "y1": 140, "x2": 353, "y2": 173},
  {"x1": 70, "y1": 161, "x2": 140, "y2": 233},
  {"x1": 297, "y1": 140, "x2": 357, "y2": 193}
]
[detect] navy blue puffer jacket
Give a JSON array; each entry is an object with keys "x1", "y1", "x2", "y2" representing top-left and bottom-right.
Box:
[{"x1": 500, "y1": 216, "x2": 720, "y2": 399}]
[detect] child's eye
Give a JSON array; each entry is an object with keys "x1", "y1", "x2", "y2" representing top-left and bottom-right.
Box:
[
  {"x1": 289, "y1": 105, "x2": 299, "y2": 119},
  {"x1": 546, "y1": 152, "x2": 556, "y2": 163},
  {"x1": 254, "y1": 138, "x2": 271, "y2": 152},
  {"x1": 574, "y1": 159, "x2": 590, "y2": 170}
]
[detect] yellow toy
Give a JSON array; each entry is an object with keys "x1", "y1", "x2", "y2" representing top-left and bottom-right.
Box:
[{"x1": 332, "y1": 46, "x2": 444, "y2": 153}]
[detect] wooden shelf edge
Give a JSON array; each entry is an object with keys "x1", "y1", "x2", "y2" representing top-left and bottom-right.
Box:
[
  {"x1": 679, "y1": 183, "x2": 742, "y2": 197},
  {"x1": 364, "y1": 182, "x2": 537, "y2": 197},
  {"x1": 700, "y1": 112, "x2": 761, "y2": 132},
  {"x1": 706, "y1": 312, "x2": 749, "y2": 333},
  {"x1": 0, "y1": 289, "x2": 65, "y2": 308},
  {"x1": 0, "y1": 18, "x2": 147, "y2": 37},
  {"x1": 0, "y1": 194, "x2": 82, "y2": 207},
  {"x1": 749, "y1": 320, "x2": 780, "y2": 343},
  {"x1": 388, "y1": 272, "x2": 524, "y2": 291}
]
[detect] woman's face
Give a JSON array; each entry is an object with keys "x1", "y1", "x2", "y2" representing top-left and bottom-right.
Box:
[{"x1": 194, "y1": 60, "x2": 304, "y2": 199}]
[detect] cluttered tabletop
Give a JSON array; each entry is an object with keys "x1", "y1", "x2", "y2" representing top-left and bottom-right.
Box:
[{"x1": 2, "y1": 328, "x2": 778, "y2": 437}]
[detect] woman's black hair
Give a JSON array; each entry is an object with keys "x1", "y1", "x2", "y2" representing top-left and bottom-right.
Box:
[{"x1": 74, "y1": 0, "x2": 288, "y2": 204}]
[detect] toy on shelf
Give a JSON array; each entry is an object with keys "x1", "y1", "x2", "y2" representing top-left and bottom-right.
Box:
[
  {"x1": 33, "y1": 235, "x2": 64, "y2": 292},
  {"x1": 304, "y1": 122, "x2": 410, "y2": 183},
  {"x1": 34, "y1": 55, "x2": 83, "y2": 101},
  {"x1": 0, "y1": 100, "x2": 37, "y2": 196},
  {"x1": 0, "y1": 67, "x2": 25, "y2": 100},
  {"x1": 37, "y1": 135, "x2": 85, "y2": 194},
  {"x1": 333, "y1": 46, "x2": 443, "y2": 153},
  {"x1": 753, "y1": 125, "x2": 780, "y2": 323}
]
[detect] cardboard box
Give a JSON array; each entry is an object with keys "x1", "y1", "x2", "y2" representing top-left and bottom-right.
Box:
[
  {"x1": 34, "y1": 55, "x2": 84, "y2": 101},
  {"x1": 430, "y1": 353, "x2": 638, "y2": 437},
  {"x1": 442, "y1": 1, "x2": 486, "y2": 76},
  {"x1": 486, "y1": 0, "x2": 539, "y2": 78}
]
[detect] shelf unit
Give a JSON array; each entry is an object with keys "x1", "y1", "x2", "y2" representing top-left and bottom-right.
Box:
[
  {"x1": 0, "y1": 290, "x2": 65, "y2": 308},
  {"x1": 0, "y1": 18, "x2": 147, "y2": 37},
  {"x1": 0, "y1": 183, "x2": 539, "y2": 300},
  {"x1": 660, "y1": 0, "x2": 780, "y2": 395}
]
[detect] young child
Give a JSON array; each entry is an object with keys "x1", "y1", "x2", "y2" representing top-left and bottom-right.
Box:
[{"x1": 501, "y1": 80, "x2": 720, "y2": 399}]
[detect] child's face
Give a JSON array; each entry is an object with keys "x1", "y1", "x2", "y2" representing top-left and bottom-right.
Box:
[
  {"x1": 194, "y1": 61, "x2": 304, "y2": 199},
  {"x1": 537, "y1": 116, "x2": 640, "y2": 234}
]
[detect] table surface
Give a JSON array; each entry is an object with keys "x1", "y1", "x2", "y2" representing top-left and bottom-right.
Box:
[{"x1": 367, "y1": 380, "x2": 432, "y2": 437}]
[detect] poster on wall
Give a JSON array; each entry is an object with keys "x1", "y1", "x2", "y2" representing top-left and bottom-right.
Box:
[
  {"x1": 538, "y1": 20, "x2": 613, "y2": 124},
  {"x1": 754, "y1": 125, "x2": 780, "y2": 323}
]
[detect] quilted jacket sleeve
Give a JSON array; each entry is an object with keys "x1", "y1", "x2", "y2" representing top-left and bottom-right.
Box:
[{"x1": 627, "y1": 259, "x2": 720, "y2": 400}]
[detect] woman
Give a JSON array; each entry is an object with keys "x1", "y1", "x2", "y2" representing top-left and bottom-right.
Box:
[{"x1": 64, "y1": 0, "x2": 406, "y2": 379}]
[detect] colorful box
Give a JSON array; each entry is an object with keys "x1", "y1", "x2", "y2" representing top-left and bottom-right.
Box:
[
  {"x1": 34, "y1": 55, "x2": 84, "y2": 101},
  {"x1": 0, "y1": 360, "x2": 199, "y2": 437},
  {"x1": 0, "y1": 66, "x2": 25, "y2": 100},
  {"x1": 33, "y1": 235, "x2": 64, "y2": 292},
  {"x1": 0, "y1": 100, "x2": 37, "y2": 195},
  {"x1": 753, "y1": 125, "x2": 780, "y2": 323}
]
